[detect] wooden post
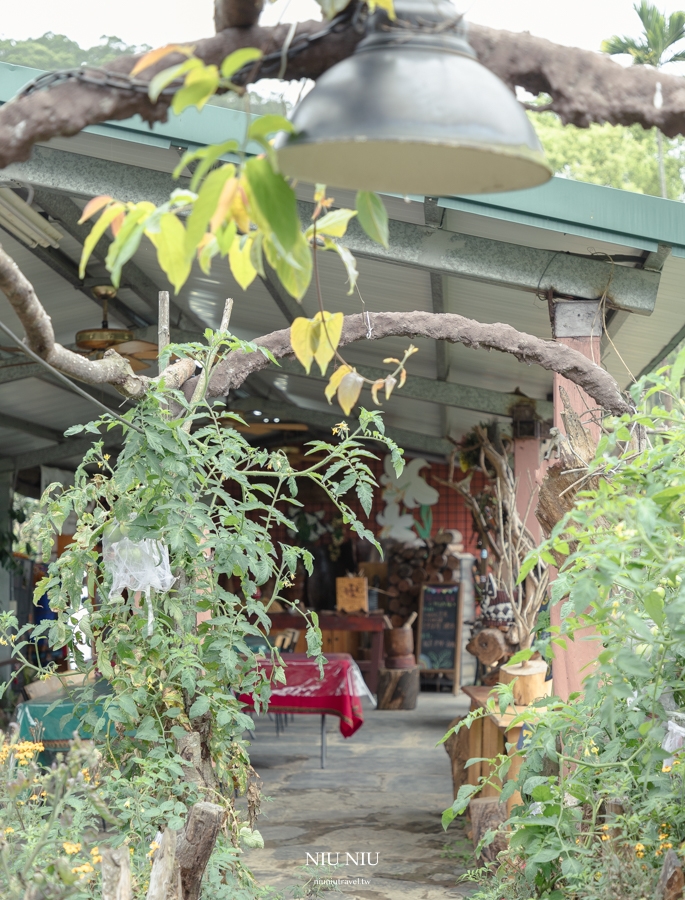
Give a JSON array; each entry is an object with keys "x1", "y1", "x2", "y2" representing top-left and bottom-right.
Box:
[
  {"x1": 655, "y1": 849, "x2": 684, "y2": 900},
  {"x1": 158, "y1": 291, "x2": 170, "y2": 376},
  {"x1": 101, "y1": 846, "x2": 132, "y2": 900}
]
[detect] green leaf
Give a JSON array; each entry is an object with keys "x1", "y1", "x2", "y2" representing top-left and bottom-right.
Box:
[
  {"x1": 173, "y1": 140, "x2": 240, "y2": 190},
  {"x1": 247, "y1": 114, "x2": 295, "y2": 143},
  {"x1": 356, "y1": 191, "x2": 389, "y2": 248},
  {"x1": 273, "y1": 231, "x2": 313, "y2": 300},
  {"x1": 643, "y1": 590, "x2": 665, "y2": 626},
  {"x1": 245, "y1": 157, "x2": 299, "y2": 252},
  {"x1": 316, "y1": 0, "x2": 354, "y2": 17},
  {"x1": 135, "y1": 715, "x2": 160, "y2": 742},
  {"x1": 171, "y1": 64, "x2": 220, "y2": 114},
  {"x1": 149, "y1": 58, "x2": 201, "y2": 103},
  {"x1": 185, "y1": 164, "x2": 236, "y2": 253},
  {"x1": 118, "y1": 693, "x2": 139, "y2": 721},
  {"x1": 148, "y1": 213, "x2": 192, "y2": 293},
  {"x1": 221, "y1": 47, "x2": 262, "y2": 80},
  {"x1": 189, "y1": 695, "x2": 211, "y2": 718}
]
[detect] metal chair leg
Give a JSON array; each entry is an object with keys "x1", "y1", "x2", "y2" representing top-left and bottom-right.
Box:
[{"x1": 320, "y1": 714, "x2": 326, "y2": 769}]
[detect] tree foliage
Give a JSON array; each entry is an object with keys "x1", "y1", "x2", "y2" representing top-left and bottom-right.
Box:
[
  {"x1": 0, "y1": 33, "x2": 149, "y2": 70},
  {"x1": 532, "y1": 111, "x2": 685, "y2": 200},
  {"x1": 444, "y1": 349, "x2": 685, "y2": 899}
]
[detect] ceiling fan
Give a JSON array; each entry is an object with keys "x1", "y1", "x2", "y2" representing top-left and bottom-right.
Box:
[{"x1": 75, "y1": 285, "x2": 159, "y2": 372}]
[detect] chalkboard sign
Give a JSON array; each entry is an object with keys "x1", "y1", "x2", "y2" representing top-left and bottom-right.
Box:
[{"x1": 417, "y1": 583, "x2": 462, "y2": 687}]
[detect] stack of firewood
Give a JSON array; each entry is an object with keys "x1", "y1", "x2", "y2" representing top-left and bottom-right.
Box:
[{"x1": 385, "y1": 530, "x2": 463, "y2": 626}]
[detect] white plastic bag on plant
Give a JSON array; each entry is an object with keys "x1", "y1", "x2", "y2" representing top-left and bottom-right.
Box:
[
  {"x1": 103, "y1": 528, "x2": 175, "y2": 635},
  {"x1": 662, "y1": 718, "x2": 685, "y2": 767}
]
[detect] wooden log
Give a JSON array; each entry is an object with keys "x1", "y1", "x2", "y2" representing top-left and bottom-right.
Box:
[
  {"x1": 176, "y1": 802, "x2": 225, "y2": 900},
  {"x1": 411, "y1": 568, "x2": 427, "y2": 583},
  {"x1": 376, "y1": 666, "x2": 420, "y2": 710},
  {"x1": 466, "y1": 628, "x2": 508, "y2": 666},
  {"x1": 467, "y1": 714, "x2": 483, "y2": 786},
  {"x1": 147, "y1": 828, "x2": 179, "y2": 900},
  {"x1": 468, "y1": 797, "x2": 509, "y2": 863},
  {"x1": 480, "y1": 715, "x2": 504, "y2": 798},
  {"x1": 499, "y1": 660, "x2": 552, "y2": 706},
  {"x1": 656, "y1": 849, "x2": 685, "y2": 900},
  {"x1": 388, "y1": 597, "x2": 402, "y2": 613},
  {"x1": 397, "y1": 578, "x2": 412, "y2": 593},
  {"x1": 444, "y1": 716, "x2": 471, "y2": 799},
  {"x1": 102, "y1": 847, "x2": 132, "y2": 900}
]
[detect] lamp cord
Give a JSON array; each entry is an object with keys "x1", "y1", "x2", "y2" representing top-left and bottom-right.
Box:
[{"x1": 0, "y1": 316, "x2": 143, "y2": 434}]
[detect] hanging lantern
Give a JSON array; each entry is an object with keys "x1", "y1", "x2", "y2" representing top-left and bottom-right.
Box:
[{"x1": 277, "y1": 0, "x2": 551, "y2": 196}]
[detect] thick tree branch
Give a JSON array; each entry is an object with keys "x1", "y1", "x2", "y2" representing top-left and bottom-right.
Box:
[
  {"x1": 0, "y1": 243, "x2": 195, "y2": 399},
  {"x1": 1, "y1": 14, "x2": 685, "y2": 169},
  {"x1": 207, "y1": 312, "x2": 632, "y2": 416},
  {"x1": 0, "y1": 244, "x2": 629, "y2": 415}
]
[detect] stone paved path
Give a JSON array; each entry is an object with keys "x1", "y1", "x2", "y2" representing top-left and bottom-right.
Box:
[{"x1": 243, "y1": 692, "x2": 480, "y2": 900}]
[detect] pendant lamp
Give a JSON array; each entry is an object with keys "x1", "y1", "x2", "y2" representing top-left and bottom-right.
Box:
[{"x1": 277, "y1": 0, "x2": 551, "y2": 196}]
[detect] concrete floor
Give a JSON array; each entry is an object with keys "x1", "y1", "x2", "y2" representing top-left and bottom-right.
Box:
[{"x1": 243, "y1": 692, "x2": 479, "y2": 900}]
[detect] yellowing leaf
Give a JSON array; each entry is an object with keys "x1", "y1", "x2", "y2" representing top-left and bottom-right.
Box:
[
  {"x1": 216, "y1": 219, "x2": 237, "y2": 255},
  {"x1": 383, "y1": 357, "x2": 400, "y2": 364},
  {"x1": 314, "y1": 184, "x2": 327, "y2": 204},
  {"x1": 290, "y1": 318, "x2": 317, "y2": 374},
  {"x1": 231, "y1": 186, "x2": 251, "y2": 234},
  {"x1": 325, "y1": 365, "x2": 352, "y2": 404},
  {"x1": 312, "y1": 311, "x2": 344, "y2": 376},
  {"x1": 385, "y1": 374, "x2": 397, "y2": 399},
  {"x1": 110, "y1": 211, "x2": 125, "y2": 237},
  {"x1": 197, "y1": 234, "x2": 219, "y2": 275},
  {"x1": 321, "y1": 237, "x2": 358, "y2": 294},
  {"x1": 368, "y1": 0, "x2": 396, "y2": 18},
  {"x1": 399, "y1": 368, "x2": 407, "y2": 388},
  {"x1": 210, "y1": 177, "x2": 239, "y2": 233},
  {"x1": 229, "y1": 234, "x2": 257, "y2": 290},
  {"x1": 370, "y1": 378, "x2": 385, "y2": 406},
  {"x1": 337, "y1": 371, "x2": 364, "y2": 415},
  {"x1": 79, "y1": 203, "x2": 125, "y2": 278},
  {"x1": 147, "y1": 213, "x2": 191, "y2": 293},
  {"x1": 307, "y1": 208, "x2": 357, "y2": 239},
  {"x1": 130, "y1": 44, "x2": 193, "y2": 77},
  {"x1": 79, "y1": 195, "x2": 113, "y2": 224}
]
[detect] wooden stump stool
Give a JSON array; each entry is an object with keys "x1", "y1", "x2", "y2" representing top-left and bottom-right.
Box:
[{"x1": 377, "y1": 666, "x2": 420, "y2": 710}]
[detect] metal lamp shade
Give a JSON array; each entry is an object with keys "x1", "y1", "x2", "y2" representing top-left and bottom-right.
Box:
[{"x1": 277, "y1": 4, "x2": 551, "y2": 196}]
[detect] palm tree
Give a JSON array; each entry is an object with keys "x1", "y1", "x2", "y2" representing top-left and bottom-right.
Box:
[{"x1": 602, "y1": 1, "x2": 685, "y2": 198}]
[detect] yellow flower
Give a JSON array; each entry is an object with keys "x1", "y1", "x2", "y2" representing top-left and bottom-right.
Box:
[
  {"x1": 662, "y1": 765, "x2": 673, "y2": 773},
  {"x1": 63, "y1": 842, "x2": 81, "y2": 855},
  {"x1": 81, "y1": 768, "x2": 91, "y2": 783},
  {"x1": 0, "y1": 638, "x2": 7, "y2": 646},
  {"x1": 29, "y1": 794, "x2": 38, "y2": 801},
  {"x1": 635, "y1": 842, "x2": 645, "y2": 859},
  {"x1": 71, "y1": 863, "x2": 94, "y2": 877},
  {"x1": 147, "y1": 841, "x2": 160, "y2": 859},
  {"x1": 124, "y1": 799, "x2": 130, "y2": 808},
  {"x1": 90, "y1": 846, "x2": 102, "y2": 864},
  {"x1": 3, "y1": 828, "x2": 14, "y2": 835}
]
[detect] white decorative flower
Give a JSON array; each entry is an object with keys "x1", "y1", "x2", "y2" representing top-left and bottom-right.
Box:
[{"x1": 380, "y1": 455, "x2": 439, "y2": 509}]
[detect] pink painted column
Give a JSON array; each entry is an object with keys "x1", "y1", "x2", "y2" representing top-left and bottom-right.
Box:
[{"x1": 549, "y1": 302, "x2": 603, "y2": 700}]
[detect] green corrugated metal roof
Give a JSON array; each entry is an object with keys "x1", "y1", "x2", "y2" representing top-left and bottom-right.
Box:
[
  {"x1": 441, "y1": 169, "x2": 685, "y2": 253},
  {"x1": 2, "y1": 60, "x2": 685, "y2": 252}
]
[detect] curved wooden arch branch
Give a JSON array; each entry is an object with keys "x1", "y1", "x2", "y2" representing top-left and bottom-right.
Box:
[{"x1": 0, "y1": 243, "x2": 631, "y2": 418}]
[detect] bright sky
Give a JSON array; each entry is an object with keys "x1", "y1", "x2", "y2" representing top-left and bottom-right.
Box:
[{"x1": 3, "y1": 0, "x2": 685, "y2": 56}]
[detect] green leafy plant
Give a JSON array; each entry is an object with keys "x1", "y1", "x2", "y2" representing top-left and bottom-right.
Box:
[
  {"x1": 441, "y1": 348, "x2": 685, "y2": 899},
  {"x1": 1, "y1": 326, "x2": 403, "y2": 897}
]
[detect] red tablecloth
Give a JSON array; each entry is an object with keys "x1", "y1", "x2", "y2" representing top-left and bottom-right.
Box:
[{"x1": 239, "y1": 653, "x2": 364, "y2": 737}]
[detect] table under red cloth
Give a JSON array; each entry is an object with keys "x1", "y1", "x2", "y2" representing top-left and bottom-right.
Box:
[{"x1": 239, "y1": 653, "x2": 364, "y2": 737}]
